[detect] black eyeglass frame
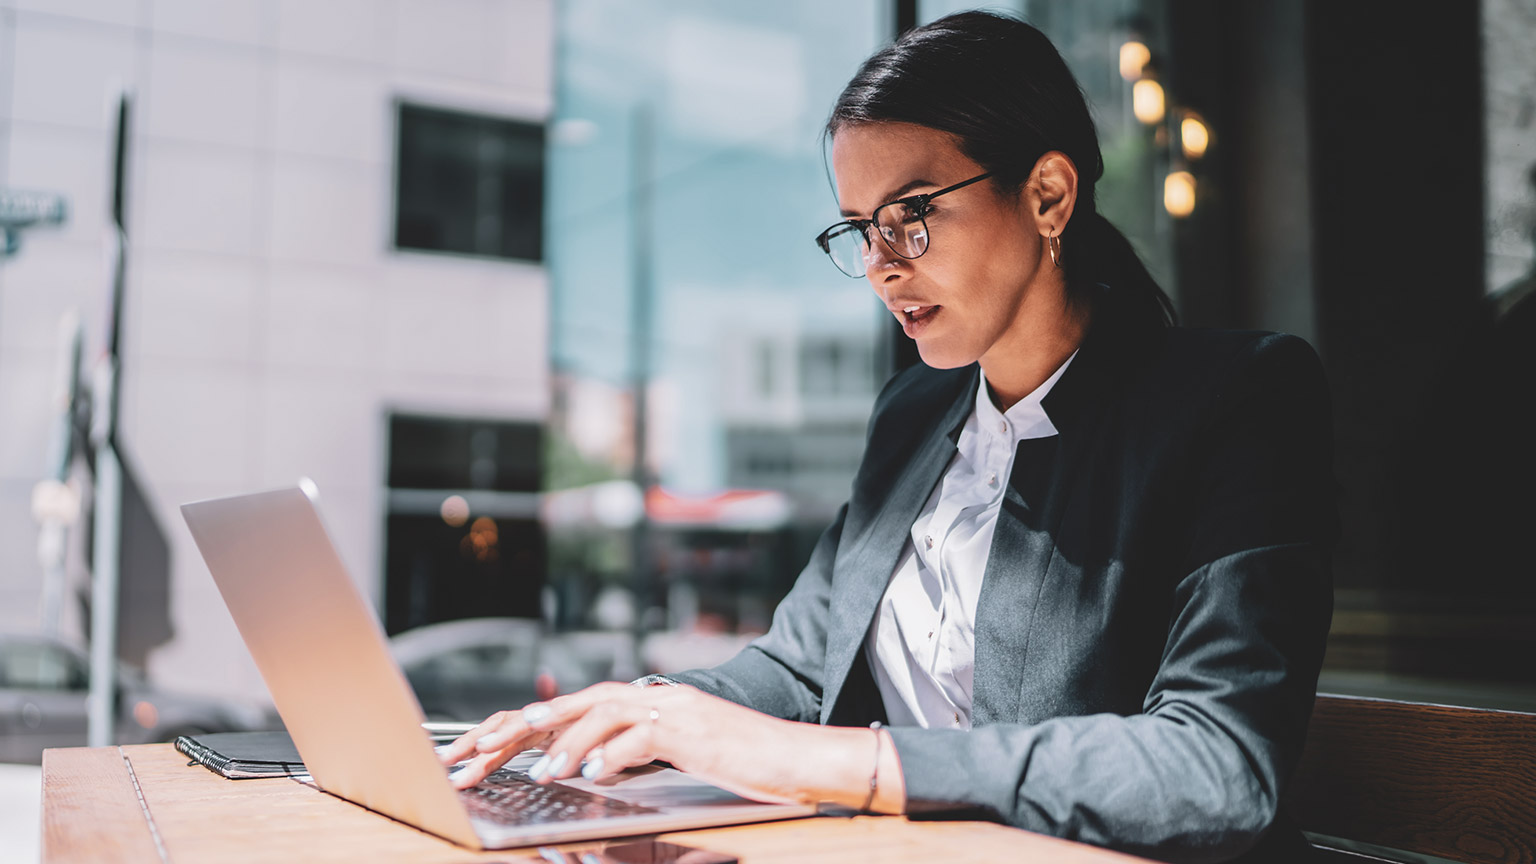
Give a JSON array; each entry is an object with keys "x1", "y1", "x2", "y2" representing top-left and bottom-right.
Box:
[{"x1": 814, "y1": 171, "x2": 994, "y2": 277}]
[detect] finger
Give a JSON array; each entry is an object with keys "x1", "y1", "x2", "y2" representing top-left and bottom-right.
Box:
[
  {"x1": 452, "y1": 725, "x2": 563, "y2": 789},
  {"x1": 445, "y1": 703, "x2": 559, "y2": 768},
  {"x1": 475, "y1": 682, "x2": 633, "y2": 753},
  {"x1": 449, "y1": 745, "x2": 516, "y2": 789},
  {"x1": 577, "y1": 723, "x2": 657, "y2": 781},
  {"x1": 538, "y1": 702, "x2": 659, "y2": 783},
  {"x1": 437, "y1": 711, "x2": 509, "y2": 765},
  {"x1": 468, "y1": 706, "x2": 567, "y2": 759}
]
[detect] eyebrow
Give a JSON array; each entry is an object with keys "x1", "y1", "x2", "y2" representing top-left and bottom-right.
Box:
[{"x1": 838, "y1": 178, "x2": 938, "y2": 218}]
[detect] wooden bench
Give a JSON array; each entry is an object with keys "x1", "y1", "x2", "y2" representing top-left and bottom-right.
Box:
[{"x1": 1286, "y1": 694, "x2": 1536, "y2": 863}]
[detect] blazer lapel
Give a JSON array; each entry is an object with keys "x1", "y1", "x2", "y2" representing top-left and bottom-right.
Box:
[
  {"x1": 819, "y1": 368, "x2": 977, "y2": 725},
  {"x1": 970, "y1": 435, "x2": 1070, "y2": 725},
  {"x1": 970, "y1": 323, "x2": 1121, "y2": 725}
]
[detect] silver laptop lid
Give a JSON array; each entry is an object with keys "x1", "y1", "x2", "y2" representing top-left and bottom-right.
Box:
[{"x1": 182, "y1": 483, "x2": 480, "y2": 847}]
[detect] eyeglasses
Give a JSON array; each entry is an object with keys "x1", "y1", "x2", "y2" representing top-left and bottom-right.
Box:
[{"x1": 814, "y1": 172, "x2": 993, "y2": 278}]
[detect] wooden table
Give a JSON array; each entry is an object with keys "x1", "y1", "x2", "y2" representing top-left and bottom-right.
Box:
[{"x1": 41, "y1": 744, "x2": 1150, "y2": 863}]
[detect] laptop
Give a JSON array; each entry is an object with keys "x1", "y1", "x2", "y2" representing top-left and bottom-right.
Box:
[{"x1": 181, "y1": 482, "x2": 818, "y2": 849}]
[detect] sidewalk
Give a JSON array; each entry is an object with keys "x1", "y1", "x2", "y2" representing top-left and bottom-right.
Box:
[{"x1": 0, "y1": 763, "x2": 41, "y2": 864}]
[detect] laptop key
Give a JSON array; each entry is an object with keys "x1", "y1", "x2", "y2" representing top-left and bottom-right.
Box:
[{"x1": 459, "y1": 770, "x2": 661, "y2": 827}]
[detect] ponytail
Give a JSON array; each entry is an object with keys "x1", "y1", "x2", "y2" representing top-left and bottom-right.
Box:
[{"x1": 1065, "y1": 211, "x2": 1178, "y2": 328}]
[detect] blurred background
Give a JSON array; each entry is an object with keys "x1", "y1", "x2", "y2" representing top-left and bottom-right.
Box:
[{"x1": 0, "y1": 0, "x2": 1533, "y2": 793}]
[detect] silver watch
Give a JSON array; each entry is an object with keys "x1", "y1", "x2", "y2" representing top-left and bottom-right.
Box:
[{"x1": 630, "y1": 673, "x2": 681, "y2": 687}]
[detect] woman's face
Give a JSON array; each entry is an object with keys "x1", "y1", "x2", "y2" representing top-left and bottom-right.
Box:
[{"x1": 830, "y1": 122, "x2": 1057, "y2": 370}]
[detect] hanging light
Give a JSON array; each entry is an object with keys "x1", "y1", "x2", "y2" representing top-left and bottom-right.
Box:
[
  {"x1": 439, "y1": 494, "x2": 470, "y2": 527},
  {"x1": 1164, "y1": 171, "x2": 1196, "y2": 218},
  {"x1": 1181, "y1": 113, "x2": 1210, "y2": 160},
  {"x1": 1119, "y1": 41, "x2": 1151, "y2": 81},
  {"x1": 1133, "y1": 77, "x2": 1165, "y2": 125}
]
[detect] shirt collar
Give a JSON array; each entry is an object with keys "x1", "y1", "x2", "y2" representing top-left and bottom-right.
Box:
[{"x1": 975, "y1": 351, "x2": 1077, "y2": 442}]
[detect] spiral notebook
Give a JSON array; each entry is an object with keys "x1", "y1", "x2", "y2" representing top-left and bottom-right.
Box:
[{"x1": 174, "y1": 730, "x2": 306, "y2": 779}]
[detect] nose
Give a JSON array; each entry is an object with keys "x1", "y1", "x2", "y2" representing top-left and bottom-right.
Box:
[{"x1": 862, "y1": 234, "x2": 911, "y2": 292}]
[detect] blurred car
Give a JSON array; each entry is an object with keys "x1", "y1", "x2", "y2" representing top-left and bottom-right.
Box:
[
  {"x1": 0, "y1": 632, "x2": 268, "y2": 764},
  {"x1": 390, "y1": 618, "x2": 640, "y2": 723}
]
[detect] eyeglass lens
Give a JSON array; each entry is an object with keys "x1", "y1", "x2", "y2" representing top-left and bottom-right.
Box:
[
  {"x1": 822, "y1": 202, "x2": 931, "y2": 277},
  {"x1": 821, "y1": 222, "x2": 867, "y2": 278},
  {"x1": 879, "y1": 202, "x2": 929, "y2": 259}
]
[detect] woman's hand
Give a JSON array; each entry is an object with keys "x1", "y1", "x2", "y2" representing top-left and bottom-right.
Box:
[
  {"x1": 436, "y1": 707, "x2": 559, "y2": 784},
  {"x1": 436, "y1": 682, "x2": 900, "y2": 810}
]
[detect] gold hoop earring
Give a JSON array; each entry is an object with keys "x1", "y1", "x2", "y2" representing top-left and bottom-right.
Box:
[{"x1": 1048, "y1": 234, "x2": 1061, "y2": 268}]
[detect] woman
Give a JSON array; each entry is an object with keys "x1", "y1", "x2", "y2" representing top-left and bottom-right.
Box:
[{"x1": 441, "y1": 12, "x2": 1335, "y2": 863}]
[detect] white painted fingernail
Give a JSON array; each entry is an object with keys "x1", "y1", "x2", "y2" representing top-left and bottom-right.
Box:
[
  {"x1": 448, "y1": 767, "x2": 473, "y2": 787},
  {"x1": 522, "y1": 704, "x2": 551, "y2": 726},
  {"x1": 527, "y1": 753, "x2": 551, "y2": 780},
  {"x1": 547, "y1": 752, "x2": 569, "y2": 778},
  {"x1": 581, "y1": 755, "x2": 604, "y2": 780}
]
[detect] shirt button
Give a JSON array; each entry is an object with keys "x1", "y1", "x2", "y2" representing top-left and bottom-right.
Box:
[
  {"x1": 954, "y1": 712, "x2": 961, "y2": 725},
  {"x1": 987, "y1": 471, "x2": 998, "y2": 487},
  {"x1": 998, "y1": 421, "x2": 1007, "y2": 434},
  {"x1": 927, "y1": 630, "x2": 933, "y2": 640},
  {"x1": 924, "y1": 534, "x2": 933, "y2": 550}
]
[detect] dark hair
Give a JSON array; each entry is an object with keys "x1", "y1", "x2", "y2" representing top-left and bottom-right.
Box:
[{"x1": 829, "y1": 11, "x2": 1176, "y2": 328}]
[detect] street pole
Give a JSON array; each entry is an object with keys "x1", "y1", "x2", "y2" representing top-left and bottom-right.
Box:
[
  {"x1": 87, "y1": 93, "x2": 131, "y2": 748},
  {"x1": 629, "y1": 103, "x2": 655, "y2": 642}
]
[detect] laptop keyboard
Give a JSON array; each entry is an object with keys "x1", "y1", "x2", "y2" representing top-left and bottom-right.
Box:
[{"x1": 459, "y1": 768, "x2": 661, "y2": 827}]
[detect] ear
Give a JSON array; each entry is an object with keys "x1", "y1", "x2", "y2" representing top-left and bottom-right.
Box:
[{"x1": 1025, "y1": 151, "x2": 1079, "y2": 237}]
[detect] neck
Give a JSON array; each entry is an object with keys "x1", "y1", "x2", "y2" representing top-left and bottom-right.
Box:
[{"x1": 980, "y1": 285, "x2": 1090, "y2": 412}]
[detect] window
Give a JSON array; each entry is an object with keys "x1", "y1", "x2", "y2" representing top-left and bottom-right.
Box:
[
  {"x1": 393, "y1": 103, "x2": 545, "y2": 262},
  {"x1": 383, "y1": 414, "x2": 546, "y2": 634},
  {"x1": 545, "y1": 1, "x2": 1536, "y2": 712}
]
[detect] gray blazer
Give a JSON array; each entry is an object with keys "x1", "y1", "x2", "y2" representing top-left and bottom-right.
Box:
[{"x1": 671, "y1": 314, "x2": 1336, "y2": 864}]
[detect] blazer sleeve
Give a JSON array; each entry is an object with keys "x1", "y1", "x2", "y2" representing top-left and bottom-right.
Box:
[
  {"x1": 665, "y1": 360, "x2": 942, "y2": 721},
  {"x1": 887, "y1": 334, "x2": 1336, "y2": 864},
  {"x1": 664, "y1": 503, "x2": 844, "y2": 724}
]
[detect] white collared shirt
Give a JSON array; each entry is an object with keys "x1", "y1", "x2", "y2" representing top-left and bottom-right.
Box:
[{"x1": 864, "y1": 354, "x2": 1075, "y2": 729}]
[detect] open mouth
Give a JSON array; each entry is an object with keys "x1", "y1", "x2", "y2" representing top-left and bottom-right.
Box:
[{"x1": 898, "y1": 304, "x2": 941, "y2": 338}]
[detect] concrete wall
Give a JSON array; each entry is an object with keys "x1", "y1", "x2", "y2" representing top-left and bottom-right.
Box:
[{"x1": 0, "y1": 0, "x2": 552, "y2": 702}]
